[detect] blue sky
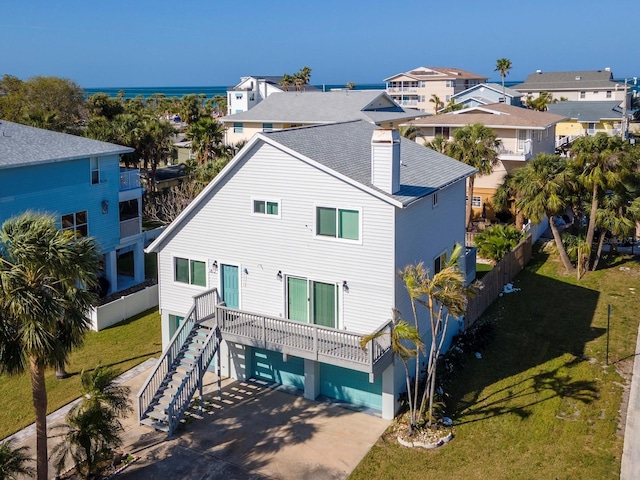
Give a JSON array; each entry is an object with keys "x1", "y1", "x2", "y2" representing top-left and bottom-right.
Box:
[{"x1": 1, "y1": 0, "x2": 637, "y2": 88}]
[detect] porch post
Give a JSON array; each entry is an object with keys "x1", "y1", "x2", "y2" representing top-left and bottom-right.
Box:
[
  {"x1": 381, "y1": 361, "x2": 397, "y2": 420},
  {"x1": 303, "y1": 359, "x2": 320, "y2": 401},
  {"x1": 105, "y1": 250, "x2": 118, "y2": 294},
  {"x1": 133, "y1": 240, "x2": 145, "y2": 284}
]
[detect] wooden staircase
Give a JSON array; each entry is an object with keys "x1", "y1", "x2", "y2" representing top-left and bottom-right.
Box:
[{"x1": 137, "y1": 289, "x2": 220, "y2": 435}]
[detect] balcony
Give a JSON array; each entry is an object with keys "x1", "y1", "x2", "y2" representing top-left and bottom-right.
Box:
[
  {"x1": 208, "y1": 305, "x2": 393, "y2": 377},
  {"x1": 120, "y1": 217, "x2": 141, "y2": 238},
  {"x1": 387, "y1": 87, "x2": 419, "y2": 93},
  {"x1": 120, "y1": 169, "x2": 141, "y2": 191},
  {"x1": 497, "y1": 140, "x2": 532, "y2": 161}
]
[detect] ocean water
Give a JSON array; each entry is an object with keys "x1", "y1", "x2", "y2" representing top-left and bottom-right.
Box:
[{"x1": 84, "y1": 83, "x2": 387, "y2": 99}]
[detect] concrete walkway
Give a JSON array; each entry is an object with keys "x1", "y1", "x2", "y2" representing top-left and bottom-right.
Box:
[
  {"x1": 6, "y1": 361, "x2": 389, "y2": 479},
  {"x1": 620, "y1": 322, "x2": 640, "y2": 479}
]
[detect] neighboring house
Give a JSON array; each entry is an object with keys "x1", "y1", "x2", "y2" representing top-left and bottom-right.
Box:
[
  {"x1": 0, "y1": 120, "x2": 145, "y2": 295},
  {"x1": 451, "y1": 83, "x2": 524, "y2": 108},
  {"x1": 141, "y1": 120, "x2": 476, "y2": 429},
  {"x1": 219, "y1": 90, "x2": 426, "y2": 145},
  {"x1": 404, "y1": 104, "x2": 566, "y2": 220},
  {"x1": 513, "y1": 68, "x2": 629, "y2": 103},
  {"x1": 227, "y1": 75, "x2": 320, "y2": 115},
  {"x1": 385, "y1": 66, "x2": 488, "y2": 113},
  {"x1": 547, "y1": 100, "x2": 625, "y2": 147}
]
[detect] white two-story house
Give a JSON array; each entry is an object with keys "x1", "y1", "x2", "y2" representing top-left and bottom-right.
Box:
[{"x1": 140, "y1": 120, "x2": 475, "y2": 430}]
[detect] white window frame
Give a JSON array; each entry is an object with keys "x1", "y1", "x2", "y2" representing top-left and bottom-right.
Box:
[
  {"x1": 173, "y1": 256, "x2": 207, "y2": 287},
  {"x1": 580, "y1": 91, "x2": 586, "y2": 99},
  {"x1": 606, "y1": 91, "x2": 612, "y2": 98},
  {"x1": 251, "y1": 197, "x2": 281, "y2": 218},
  {"x1": 314, "y1": 205, "x2": 362, "y2": 244},
  {"x1": 90, "y1": 157, "x2": 101, "y2": 185},
  {"x1": 434, "y1": 250, "x2": 447, "y2": 275},
  {"x1": 471, "y1": 196, "x2": 482, "y2": 208},
  {"x1": 61, "y1": 210, "x2": 88, "y2": 237},
  {"x1": 285, "y1": 275, "x2": 343, "y2": 330},
  {"x1": 262, "y1": 123, "x2": 273, "y2": 132},
  {"x1": 233, "y1": 122, "x2": 243, "y2": 133}
]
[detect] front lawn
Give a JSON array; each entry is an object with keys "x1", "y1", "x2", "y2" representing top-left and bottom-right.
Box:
[
  {"x1": 350, "y1": 247, "x2": 639, "y2": 479},
  {"x1": 0, "y1": 308, "x2": 162, "y2": 440}
]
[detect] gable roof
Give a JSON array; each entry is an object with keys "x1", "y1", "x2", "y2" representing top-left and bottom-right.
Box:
[
  {"x1": 405, "y1": 103, "x2": 566, "y2": 129},
  {"x1": 230, "y1": 75, "x2": 321, "y2": 92},
  {"x1": 513, "y1": 70, "x2": 623, "y2": 91},
  {"x1": 546, "y1": 100, "x2": 623, "y2": 123},
  {"x1": 147, "y1": 120, "x2": 475, "y2": 253},
  {"x1": 385, "y1": 66, "x2": 488, "y2": 82},
  {"x1": 0, "y1": 120, "x2": 133, "y2": 170},
  {"x1": 451, "y1": 83, "x2": 523, "y2": 100},
  {"x1": 219, "y1": 90, "x2": 427, "y2": 125}
]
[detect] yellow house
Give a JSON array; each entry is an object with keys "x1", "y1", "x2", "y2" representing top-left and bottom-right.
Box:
[
  {"x1": 404, "y1": 103, "x2": 566, "y2": 220},
  {"x1": 547, "y1": 100, "x2": 624, "y2": 145}
]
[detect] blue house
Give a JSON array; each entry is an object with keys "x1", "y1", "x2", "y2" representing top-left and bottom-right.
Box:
[
  {"x1": 451, "y1": 83, "x2": 524, "y2": 108},
  {"x1": 0, "y1": 120, "x2": 145, "y2": 296}
]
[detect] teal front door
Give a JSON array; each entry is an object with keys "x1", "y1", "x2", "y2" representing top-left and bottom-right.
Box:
[{"x1": 221, "y1": 264, "x2": 239, "y2": 309}]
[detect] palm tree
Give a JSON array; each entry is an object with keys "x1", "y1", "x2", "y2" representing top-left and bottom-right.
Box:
[
  {"x1": 279, "y1": 74, "x2": 293, "y2": 92},
  {"x1": 474, "y1": 224, "x2": 523, "y2": 263},
  {"x1": 299, "y1": 66, "x2": 312, "y2": 85},
  {"x1": 51, "y1": 366, "x2": 131, "y2": 478},
  {"x1": 571, "y1": 133, "x2": 631, "y2": 269},
  {"x1": 525, "y1": 91, "x2": 555, "y2": 111},
  {"x1": 509, "y1": 153, "x2": 576, "y2": 273},
  {"x1": 187, "y1": 117, "x2": 225, "y2": 165},
  {"x1": 429, "y1": 94, "x2": 443, "y2": 114},
  {"x1": 345, "y1": 82, "x2": 356, "y2": 90},
  {"x1": 0, "y1": 212, "x2": 101, "y2": 480},
  {"x1": 495, "y1": 58, "x2": 512, "y2": 103},
  {"x1": 398, "y1": 124, "x2": 421, "y2": 141},
  {"x1": 447, "y1": 123, "x2": 501, "y2": 227},
  {"x1": 293, "y1": 72, "x2": 305, "y2": 92},
  {"x1": 0, "y1": 441, "x2": 35, "y2": 480},
  {"x1": 140, "y1": 117, "x2": 176, "y2": 190},
  {"x1": 426, "y1": 134, "x2": 451, "y2": 154}
]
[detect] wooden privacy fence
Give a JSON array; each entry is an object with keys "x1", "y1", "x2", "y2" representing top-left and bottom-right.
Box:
[{"x1": 464, "y1": 235, "x2": 532, "y2": 328}]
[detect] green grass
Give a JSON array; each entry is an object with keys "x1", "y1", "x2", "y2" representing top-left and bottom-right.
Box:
[
  {"x1": 350, "y1": 247, "x2": 639, "y2": 480},
  {"x1": 0, "y1": 308, "x2": 162, "y2": 439}
]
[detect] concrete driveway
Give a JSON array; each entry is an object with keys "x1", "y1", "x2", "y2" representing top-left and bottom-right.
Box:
[{"x1": 6, "y1": 361, "x2": 389, "y2": 480}]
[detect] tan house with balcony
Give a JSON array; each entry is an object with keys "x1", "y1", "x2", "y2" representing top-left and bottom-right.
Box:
[
  {"x1": 384, "y1": 66, "x2": 488, "y2": 113},
  {"x1": 404, "y1": 104, "x2": 566, "y2": 220}
]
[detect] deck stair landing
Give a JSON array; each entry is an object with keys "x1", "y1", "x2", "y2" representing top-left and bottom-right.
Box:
[{"x1": 137, "y1": 289, "x2": 220, "y2": 435}]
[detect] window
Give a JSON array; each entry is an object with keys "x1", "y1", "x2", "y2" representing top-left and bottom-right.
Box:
[
  {"x1": 287, "y1": 276, "x2": 338, "y2": 328},
  {"x1": 445, "y1": 95, "x2": 451, "y2": 102},
  {"x1": 435, "y1": 126, "x2": 450, "y2": 137},
  {"x1": 119, "y1": 198, "x2": 139, "y2": 221},
  {"x1": 174, "y1": 257, "x2": 206, "y2": 286},
  {"x1": 606, "y1": 90, "x2": 612, "y2": 98},
  {"x1": 419, "y1": 95, "x2": 425, "y2": 102},
  {"x1": 432, "y1": 192, "x2": 439, "y2": 208},
  {"x1": 446, "y1": 80, "x2": 456, "y2": 88},
  {"x1": 580, "y1": 91, "x2": 586, "y2": 99},
  {"x1": 90, "y1": 157, "x2": 100, "y2": 185},
  {"x1": 434, "y1": 251, "x2": 447, "y2": 275},
  {"x1": 587, "y1": 123, "x2": 596, "y2": 134},
  {"x1": 262, "y1": 123, "x2": 273, "y2": 132},
  {"x1": 253, "y1": 199, "x2": 279, "y2": 216},
  {"x1": 537, "y1": 130, "x2": 542, "y2": 142},
  {"x1": 316, "y1": 207, "x2": 359, "y2": 241},
  {"x1": 235, "y1": 93, "x2": 243, "y2": 99},
  {"x1": 471, "y1": 196, "x2": 482, "y2": 208},
  {"x1": 233, "y1": 122, "x2": 243, "y2": 133},
  {"x1": 249, "y1": 93, "x2": 255, "y2": 101},
  {"x1": 61, "y1": 211, "x2": 88, "y2": 237}
]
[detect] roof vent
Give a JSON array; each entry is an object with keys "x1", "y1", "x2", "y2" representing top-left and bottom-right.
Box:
[
  {"x1": 605, "y1": 67, "x2": 611, "y2": 72},
  {"x1": 536, "y1": 69, "x2": 542, "y2": 74},
  {"x1": 575, "y1": 76, "x2": 582, "y2": 80}
]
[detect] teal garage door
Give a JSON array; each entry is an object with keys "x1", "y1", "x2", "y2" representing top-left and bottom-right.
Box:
[
  {"x1": 320, "y1": 364, "x2": 382, "y2": 411},
  {"x1": 251, "y1": 348, "x2": 304, "y2": 390}
]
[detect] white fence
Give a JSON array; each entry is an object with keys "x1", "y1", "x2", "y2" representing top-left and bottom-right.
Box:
[{"x1": 90, "y1": 284, "x2": 159, "y2": 331}]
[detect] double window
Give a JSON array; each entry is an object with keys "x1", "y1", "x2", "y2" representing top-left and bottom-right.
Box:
[
  {"x1": 61, "y1": 211, "x2": 88, "y2": 237},
  {"x1": 287, "y1": 276, "x2": 338, "y2": 328},
  {"x1": 233, "y1": 122, "x2": 243, "y2": 133},
  {"x1": 253, "y1": 199, "x2": 279, "y2": 216},
  {"x1": 316, "y1": 207, "x2": 359, "y2": 241},
  {"x1": 471, "y1": 195, "x2": 482, "y2": 207},
  {"x1": 435, "y1": 126, "x2": 450, "y2": 138},
  {"x1": 174, "y1": 257, "x2": 206, "y2": 286}
]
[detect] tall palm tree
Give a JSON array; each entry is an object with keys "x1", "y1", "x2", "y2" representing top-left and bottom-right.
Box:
[
  {"x1": 509, "y1": 153, "x2": 576, "y2": 273},
  {"x1": 293, "y1": 72, "x2": 305, "y2": 92},
  {"x1": 426, "y1": 134, "x2": 451, "y2": 154},
  {"x1": 187, "y1": 117, "x2": 226, "y2": 165},
  {"x1": 571, "y1": 133, "x2": 631, "y2": 269},
  {"x1": 0, "y1": 441, "x2": 35, "y2": 480},
  {"x1": 140, "y1": 117, "x2": 176, "y2": 191},
  {"x1": 398, "y1": 124, "x2": 421, "y2": 141},
  {"x1": 495, "y1": 58, "x2": 512, "y2": 103},
  {"x1": 279, "y1": 74, "x2": 293, "y2": 92},
  {"x1": 0, "y1": 212, "x2": 101, "y2": 480},
  {"x1": 448, "y1": 123, "x2": 501, "y2": 227},
  {"x1": 429, "y1": 94, "x2": 443, "y2": 114}
]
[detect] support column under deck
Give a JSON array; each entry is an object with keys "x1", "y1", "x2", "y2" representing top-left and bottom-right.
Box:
[
  {"x1": 381, "y1": 361, "x2": 397, "y2": 420},
  {"x1": 303, "y1": 359, "x2": 320, "y2": 401}
]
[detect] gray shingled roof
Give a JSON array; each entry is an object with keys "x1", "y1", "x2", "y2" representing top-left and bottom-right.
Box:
[
  {"x1": 0, "y1": 120, "x2": 133, "y2": 170},
  {"x1": 547, "y1": 101, "x2": 623, "y2": 123},
  {"x1": 451, "y1": 83, "x2": 523, "y2": 100},
  {"x1": 514, "y1": 70, "x2": 622, "y2": 91},
  {"x1": 220, "y1": 90, "x2": 427, "y2": 125},
  {"x1": 264, "y1": 120, "x2": 475, "y2": 206}
]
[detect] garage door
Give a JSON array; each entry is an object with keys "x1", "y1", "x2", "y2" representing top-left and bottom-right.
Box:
[
  {"x1": 320, "y1": 364, "x2": 382, "y2": 411},
  {"x1": 251, "y1": 348, "x2": 305, "y2": 390}
]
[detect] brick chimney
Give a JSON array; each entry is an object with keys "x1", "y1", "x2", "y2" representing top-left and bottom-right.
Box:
[{"x1": 371, "y1": 129, "x2": 400, "y2": 194}]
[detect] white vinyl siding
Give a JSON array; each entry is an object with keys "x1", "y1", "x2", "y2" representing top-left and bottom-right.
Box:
[{"x1": 156, "y1": 142, "x2": 396, "y2": 334}]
